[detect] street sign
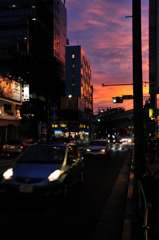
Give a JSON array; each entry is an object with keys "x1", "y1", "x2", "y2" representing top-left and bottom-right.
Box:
[
  {"x1": 112, "y1": 97, "x2": 123, "y2": 103},
  {"x1": 122, "y1": 95, "x2": 133, "y2": 99}
]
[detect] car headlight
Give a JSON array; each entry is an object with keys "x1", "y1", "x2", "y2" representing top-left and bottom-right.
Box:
[
  {"x1": 3, "y1": 168, "x2": 13, "y2": 180},
  {"x1": 100, "y1": 149, "x2": 105, "y2": 152},
  {"x1": 48, "y1": 169, "x2": 62, "y2": 182},
  {"x1": 86, "y1": 149, "x2": 91, "y2": 152}
]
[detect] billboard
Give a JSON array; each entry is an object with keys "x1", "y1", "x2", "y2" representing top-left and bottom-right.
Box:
[{"x1": 0, "y1": 76, "x2": 21, "y2": 103}]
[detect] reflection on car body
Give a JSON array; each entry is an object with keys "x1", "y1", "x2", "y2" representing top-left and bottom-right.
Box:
[
  {"x1": 86, "y1": 139, "x2": 110, "y2": 156},
  {"x1": 2, "y1": 142, "x2": 84, "y2": 198}
]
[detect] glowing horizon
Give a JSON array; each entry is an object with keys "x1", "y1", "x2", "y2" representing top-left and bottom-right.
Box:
[{"x1": 66, "y1": 0, "x2": 149, "y2": 114}]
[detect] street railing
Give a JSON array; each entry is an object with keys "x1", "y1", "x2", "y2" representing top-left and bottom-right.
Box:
[{"x1": 138, "y1": 180, "x2": 150, "y2": 240}]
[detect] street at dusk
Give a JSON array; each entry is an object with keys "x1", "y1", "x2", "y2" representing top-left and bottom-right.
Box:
[
  {"x1": 0, "y1": 149, "x2": 131, "y2": 239},
  {"x1": 0, "y1": 1, "x2": 159, "y2": 240}
]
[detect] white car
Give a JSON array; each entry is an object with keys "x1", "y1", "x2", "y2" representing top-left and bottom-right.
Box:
[{"x1": 86, "y1": 140, "x2": 110, "y2": 156}]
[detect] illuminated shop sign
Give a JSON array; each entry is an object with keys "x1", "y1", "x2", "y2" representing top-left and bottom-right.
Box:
[
  {"x1": 22, "y1": 84, "x2": 29, "y2": 102},
  {"x1": 0, "y1": 76, "x2": 21, "y2": 103}
]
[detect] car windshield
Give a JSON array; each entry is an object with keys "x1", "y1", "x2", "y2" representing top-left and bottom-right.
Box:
[
  {"x1": 7, "y1": 140, "x2": 22, "y2": 145},
  {"x1": 17, "y1": 145, "x2": 66, "y2": 164},
  {"x1": 89, "y1": 141, "x2": 106, "y2": 146}
]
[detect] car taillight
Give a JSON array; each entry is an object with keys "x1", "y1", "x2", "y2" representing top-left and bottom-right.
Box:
[
  {"x1": 19, "y1": 145, "x2": 23, "y2": 149},
  {"x1": 3, "y1": 145, "x2": 6, "y2": 149}
]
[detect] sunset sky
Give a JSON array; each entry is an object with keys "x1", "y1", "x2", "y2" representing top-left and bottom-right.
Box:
[{"x1": 65, "y1": 0, "x2": 149, "y2": 114}]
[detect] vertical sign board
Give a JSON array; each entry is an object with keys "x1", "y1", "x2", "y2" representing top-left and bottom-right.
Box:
[
  {"x1": 23, "y1": 84, "x2": 29, "y2": 101},
  {"x1": 12, "y1": 80, "x2": 21, "y2": 102}
]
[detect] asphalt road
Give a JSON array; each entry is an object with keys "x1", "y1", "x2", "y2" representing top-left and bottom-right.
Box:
[{"x1": 0, "y1": 149, "x2": 132, "y2": 239}]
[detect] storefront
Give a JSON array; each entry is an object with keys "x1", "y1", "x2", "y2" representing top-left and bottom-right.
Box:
[
  {"x1": 51, "y1": 120, "x2": 90, "y2": 142},
  {"x1": 0, "y1": 75, "x2": 22, "y2": 144}
]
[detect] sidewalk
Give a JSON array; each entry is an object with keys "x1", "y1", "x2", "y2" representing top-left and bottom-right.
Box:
[
  {"x1": 128, "y1": 152, "x2": 159, "y2": 240},
  {"x1": 145, "y1": 153, "x2": 159, "y2": 240},
  {"x1": 121, "y1": 149, "x2": 159, "y2": 240},
  {"x1": 91, "y1": 151, "x2": 131, "y2": 240}
]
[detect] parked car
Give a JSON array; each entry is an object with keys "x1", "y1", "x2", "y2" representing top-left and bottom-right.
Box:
[
  {"x1": 2, "y1": 142, "x2": 84, "y2": 198},
  {"x1": 2, "y1": 139, "x2": 24, "y2": 156},
  {"x1": 85, "y1": 139, "x2": 110, "y2": 156}
]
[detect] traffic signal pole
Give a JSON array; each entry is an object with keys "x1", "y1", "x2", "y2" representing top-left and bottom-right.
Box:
[
  {"x1": 133, "y1": 0, "x2": 145, "y2": 178},
  {"x1": 102, "y1": 1, "x2": 146, "y2": 177}
]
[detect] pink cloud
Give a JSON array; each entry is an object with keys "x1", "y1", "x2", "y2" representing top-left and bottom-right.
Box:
[{"x1": 66, "y1": 0, "x2": 149, "y2": 113}]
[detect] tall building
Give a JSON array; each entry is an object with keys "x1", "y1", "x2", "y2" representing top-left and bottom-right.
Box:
[
  {"x1": 149, "y1": 0, "x2": 159, "y2": 108},
  {"x1": 0, "y1": 0, "x2": 67, "y2": 73},
  {"x1": 0, "y1": 0, "x2": 67, "y2": 138},
  {"x1": 59, "y1": 45, "x2": 93, "y2": 141},
  {"x1": 65, "y1": 45, "x2": 93, "y2": 113}
]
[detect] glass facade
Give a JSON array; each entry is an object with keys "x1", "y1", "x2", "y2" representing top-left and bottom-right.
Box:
[
  {"x1": 0, "y1": 1, "x2": 35, "y2": 74},
  {"x1": 0, "y1": 0, "x2": 67, "y2": 75}
]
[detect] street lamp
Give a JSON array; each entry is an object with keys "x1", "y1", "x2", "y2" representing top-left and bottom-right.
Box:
[{"x1": 67, "y1": 95, "x2": 72, "y2": 138}]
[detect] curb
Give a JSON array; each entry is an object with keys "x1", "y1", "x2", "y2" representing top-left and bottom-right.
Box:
[
  {"x1": 122, "y1": 151, "x2": 135, "y2": 240},
  {"x1": 91, "y1": 151, "x2": 131, "y2": 240},
  {"x1": 122, "y1": 171, "x2": 134, "y2": 240}
]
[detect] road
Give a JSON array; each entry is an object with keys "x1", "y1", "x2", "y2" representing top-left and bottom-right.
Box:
[{"x1": 0, "y1": 149, "x2": 132, "y2": 239}]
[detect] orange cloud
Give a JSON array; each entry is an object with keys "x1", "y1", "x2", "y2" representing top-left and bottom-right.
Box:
[{"x1": 66, "y1": 0, "x2": 149, "y2": 113}]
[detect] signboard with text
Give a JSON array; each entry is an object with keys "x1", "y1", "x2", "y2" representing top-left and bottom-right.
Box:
[
  {"x1": 22, "y1": 84, "x2": 29, "y2": 102},
  {"x1": 0, "y1": 76, "x2": 21, "y2": 103}
]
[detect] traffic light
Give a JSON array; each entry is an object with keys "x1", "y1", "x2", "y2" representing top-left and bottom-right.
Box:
[{"x1": 112, "y1": 97, "x2": 123, "y2": 103}]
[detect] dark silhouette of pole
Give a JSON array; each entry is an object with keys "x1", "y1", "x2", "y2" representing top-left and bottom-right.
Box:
[{"x1": 133, "y1": 0, "x2": 145, "y2": 178}]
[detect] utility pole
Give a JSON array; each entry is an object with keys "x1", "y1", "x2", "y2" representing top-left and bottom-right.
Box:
[{"x1": 133, "y1": 0, "x2": 145, "y2": 178}]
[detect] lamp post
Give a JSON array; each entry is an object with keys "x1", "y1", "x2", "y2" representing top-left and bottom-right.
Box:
[
  {"x1": 67, "y1": 95, "x2": 72, "y2": 138},
  {"x1": 132, "y1": 0, "x2": 145, "y2": 178}
]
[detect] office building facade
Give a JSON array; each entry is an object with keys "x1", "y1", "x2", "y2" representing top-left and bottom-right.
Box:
[
  {"x1": 58, "y1": 45, "x2": 93, "y2": 141},
  {"x1": 65, "y1": 45, "x2": 93, "y2": 113},
  {"x1": 0, "y1": 0, "x2": 67, "y2": 139},
  {"x1": 0, "y1": 0, "x2": 67, "y2": 72}
]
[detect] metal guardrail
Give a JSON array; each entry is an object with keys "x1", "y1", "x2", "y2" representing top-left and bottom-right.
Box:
[{"x1": 138, "y1": 180, "x2": 150, "y2": 240}]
